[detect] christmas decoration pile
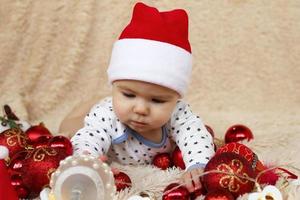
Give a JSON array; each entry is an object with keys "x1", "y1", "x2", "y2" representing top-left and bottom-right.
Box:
[
  {"x1": 0, "y1": 105, "x2": 73, "y2": 199},
  {"x1": 1, "y1": 105, "x2": 299, "y2": 200},
  {"x1": 156, "y1": 124, "x2": 298, "y2": 200}
]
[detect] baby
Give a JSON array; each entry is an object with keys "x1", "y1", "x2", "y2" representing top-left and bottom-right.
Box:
[{"x1": 71, "y1": 2, "x2": 215, "y2": 192}]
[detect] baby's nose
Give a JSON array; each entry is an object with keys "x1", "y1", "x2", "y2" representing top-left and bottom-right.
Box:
[{"x1": 133, "y1": 100, "x2": 149, "y2": 115}]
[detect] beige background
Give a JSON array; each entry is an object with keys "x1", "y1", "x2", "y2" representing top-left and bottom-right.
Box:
[
  {"x1": 0, "y1": 0, "x2": 299, "y2": 141},
  {"x1": 0, "y1": 0, "x2": 300, "y2": 199}
]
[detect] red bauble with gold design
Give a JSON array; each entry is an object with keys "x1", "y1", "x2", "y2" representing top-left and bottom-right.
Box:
[
  {"x1": 203, "y1": 152, "x2": 255, "y2": 198},
  {"x1": 0, "y1": 128, "x2": 29, "y2": 159},
  {"x1": 216, "y1": 142, "x2": 266, "y2": 174},
  {"x1": 172, "y1": 146, "x2": 185, "y2": 170},
  {"x1": 224, "y1": 124, "x2": 253, "y2": 143},
  {"x1": 18, "y1": 147, "x2": 68, "y2": 198}
]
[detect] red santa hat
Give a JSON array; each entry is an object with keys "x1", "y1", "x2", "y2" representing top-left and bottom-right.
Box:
[
  {"x1": 107, "y1": 2, "x2": 192, "y2": 97},
  {"x1": 0, "y1": 146, "x2": 19, "y2": 200}
]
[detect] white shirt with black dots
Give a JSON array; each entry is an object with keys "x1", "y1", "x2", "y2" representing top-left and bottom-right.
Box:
[{"x1": 71, "y1": 97, "x2": 215, "y2": 171}]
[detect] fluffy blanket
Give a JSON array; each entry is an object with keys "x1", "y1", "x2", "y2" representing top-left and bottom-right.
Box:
[{"x1": 0, "y1": 0, "x2": 299, "y2": 199}]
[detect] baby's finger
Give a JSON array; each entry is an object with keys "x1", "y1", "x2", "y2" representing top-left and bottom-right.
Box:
[
  {"x1": 191, "y1": 169, "x2": 202, "y2": 190},
  {"x1": 99, "y1": 155, "x2": 108, "y2": 162},
  {"x1": 182, "y1": 173, "x2": 194, "y2": 192},
  {"x1": 111, "y1": 167, "x2": 120, "y2": 175}
]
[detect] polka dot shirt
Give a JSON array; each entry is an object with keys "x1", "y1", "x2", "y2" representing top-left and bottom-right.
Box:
[{"x1": 71, "y1": 97, "x2": 215, "y2": 171}]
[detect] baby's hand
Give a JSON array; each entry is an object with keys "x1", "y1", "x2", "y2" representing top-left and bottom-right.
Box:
[{"x1": 181, "y1": 168, "x2": 204, "y2": 192}]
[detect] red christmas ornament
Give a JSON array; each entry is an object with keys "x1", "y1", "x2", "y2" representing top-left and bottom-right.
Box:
[
  {"x1": 0, "y1": 149, "x2": 19, "y2": 200},
  {"x1": 0, "y1": 128, "x2": 29, "y2": 158},
  {"x1": 205, "y1": 125, "x2": 215, "y2": 138},
  {"x1": 172, "y1": 146, "x2": 185, "y2": 170},
  {"x1": 14, "y1": 186, "x2": 29, "y2": 199},
  {"x1": 190, "y1": 187, "x2": 207, "y2": 200},
  {"x1": 25, "y1": 123, "x2": 52, "y2": 144},
  {"x1": 30, "y1": 135, "x2": 73, "y2": 156},
  {"x1": 224, "y1": 124, "x2": 253, "y2": 143},
  {"x1": 216, "y1": 142, "x2": 266, "y2": 174},
  {"x1": 49, "y1": 136, "x2": 73, "y2": 156},
  {"x1": 18, "y1": 147, "x2": 68, "y2": 198},
  {"x1": 32, "y1": 135, "x2": 52, "y2": 148},
  {"x1": 10, "y1": 173, "x2": 29, "y2": 198},
  {"x1": 152, "y1": 153, "x2": 172, "y2": 170},
  {"x1": 8, "y1": 150, "x2": 30, "y2": 175},
  {"x1": 114, "y1": 171, "x2": 132, "y2": 191},
  {"x1": 10, "y1": 173, "x2": 23, "y2": 187},
  {"x1": 204, "y1": 189, "x2": 234, "y2": 200},
  {"x1": 162, "y1": 183, "x2": 190, "y2": 200},
  {"x1": 203, "y1": 152, "x2": 255, "y2": 198}
]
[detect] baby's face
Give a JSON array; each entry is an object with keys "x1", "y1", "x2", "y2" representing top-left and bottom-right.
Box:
[{"x1": 112, "y1": 80, "x2": 179, "y2": 135}]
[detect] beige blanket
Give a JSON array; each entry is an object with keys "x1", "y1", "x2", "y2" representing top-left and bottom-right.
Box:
[{"x1": 0, "y1": 0, "x2": 299, "y2": 199}]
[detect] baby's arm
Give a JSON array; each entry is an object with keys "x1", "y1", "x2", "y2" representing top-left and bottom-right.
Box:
[
  {"x1": 170, "y1": 100, "x2": 215, "y2": 192},
  {"x1": 71, "y1": 101, "x2": 113, "y2": 157}
]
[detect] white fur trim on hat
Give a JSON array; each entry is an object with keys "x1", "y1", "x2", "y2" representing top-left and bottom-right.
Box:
[
  {"x1": 0, "y1": 145, "x2": 9, "y2": 159},
  {"x1": 107, "y1": 39, "x2": 192, "y2": 97}
]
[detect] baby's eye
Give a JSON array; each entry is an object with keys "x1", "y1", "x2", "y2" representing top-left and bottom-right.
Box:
[
  {"x1": 122, "y1": 92, "x2": 135, "y2": 98},
  {"x1": 151, "y1": 99, "x2": 166, "y2": 104}
]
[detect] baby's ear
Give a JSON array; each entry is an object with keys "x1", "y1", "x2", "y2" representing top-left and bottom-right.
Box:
[{"x1": 58, "y1": 95, "x2": 103, "y2": 137}]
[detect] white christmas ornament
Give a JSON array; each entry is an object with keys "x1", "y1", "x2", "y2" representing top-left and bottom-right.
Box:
[
  {"x1": 40, "y1": 188, "x2": 51, "y2": 200},
  {"x1": 0, "y1": 145, "x2": 8, "y2": 159},
  {"x1": 248, "y1": 185, "x2": 282, "y2": 200},
  {"x1": 49, "y1": 154, "x2": 116, "y2": 200}
]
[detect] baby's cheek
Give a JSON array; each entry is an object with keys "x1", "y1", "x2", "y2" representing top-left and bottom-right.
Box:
[
  {"x1": 152, "y1": 111, "x2": 171, "y2": 126},
  {"x1": 114, "y1": 103, "x2": 129, "y2": 122}
]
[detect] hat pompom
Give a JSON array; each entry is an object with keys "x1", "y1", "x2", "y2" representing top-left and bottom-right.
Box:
[{"x1": 0, "y1": 145, "x2": 9, "y2": 159}]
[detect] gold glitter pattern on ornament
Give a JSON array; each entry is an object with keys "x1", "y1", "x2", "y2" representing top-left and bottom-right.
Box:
[
  {"x1": 218, "y1": 143, "x2": 253, "y2": 162},
  {"x1": 26, "y1": 147, "x2": 58, "y2": 161},
  {"x1": 217, "y1": 159, "x2": 250, "y2": 192},
  {"x1": 4, "y1": 128, "x2": 27, "y2": 147}
]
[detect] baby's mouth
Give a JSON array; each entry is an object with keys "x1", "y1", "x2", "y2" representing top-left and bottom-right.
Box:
[{"x1": 131, "y1": 120, "x2": 148, "y2": 127}]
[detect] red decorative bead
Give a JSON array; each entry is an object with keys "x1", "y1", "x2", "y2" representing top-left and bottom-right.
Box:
[
  {"x1": 162, "y1": 183, "x2": 190, "y2": 200},
  {"x1": 224, "y1": 124, "x2": 253, "y2": 143},
  {"x1": 49, "y1": 136, "x2": 73, "y2": 156},
  {"x1": 190, "y1": 187, "x2": 207, "y2": 200},
  {"x1": 114, "y1": 172, "x2": 132, "y2": 191},
  {"x1": 10, "y1": 174, "x2": 29, "y2": 199},
  {"x1": 14, "y1": 186, "x2": 29, "y2": 199},
  {"x1": 203, "y1": 152, "x2": 255, "y2": 198},
  {"x1": 152, "y1": 153, "x2": 172, "y2": 170},
  {"x1": 204, "y1": 189, "x2": 234, "y2": 200},
  {"x1": 171, "y1": 146, "x2": 185, "y2": 170},
  {"x1": 10, "y1": 173, "x2": 23, "y2": 187}
]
